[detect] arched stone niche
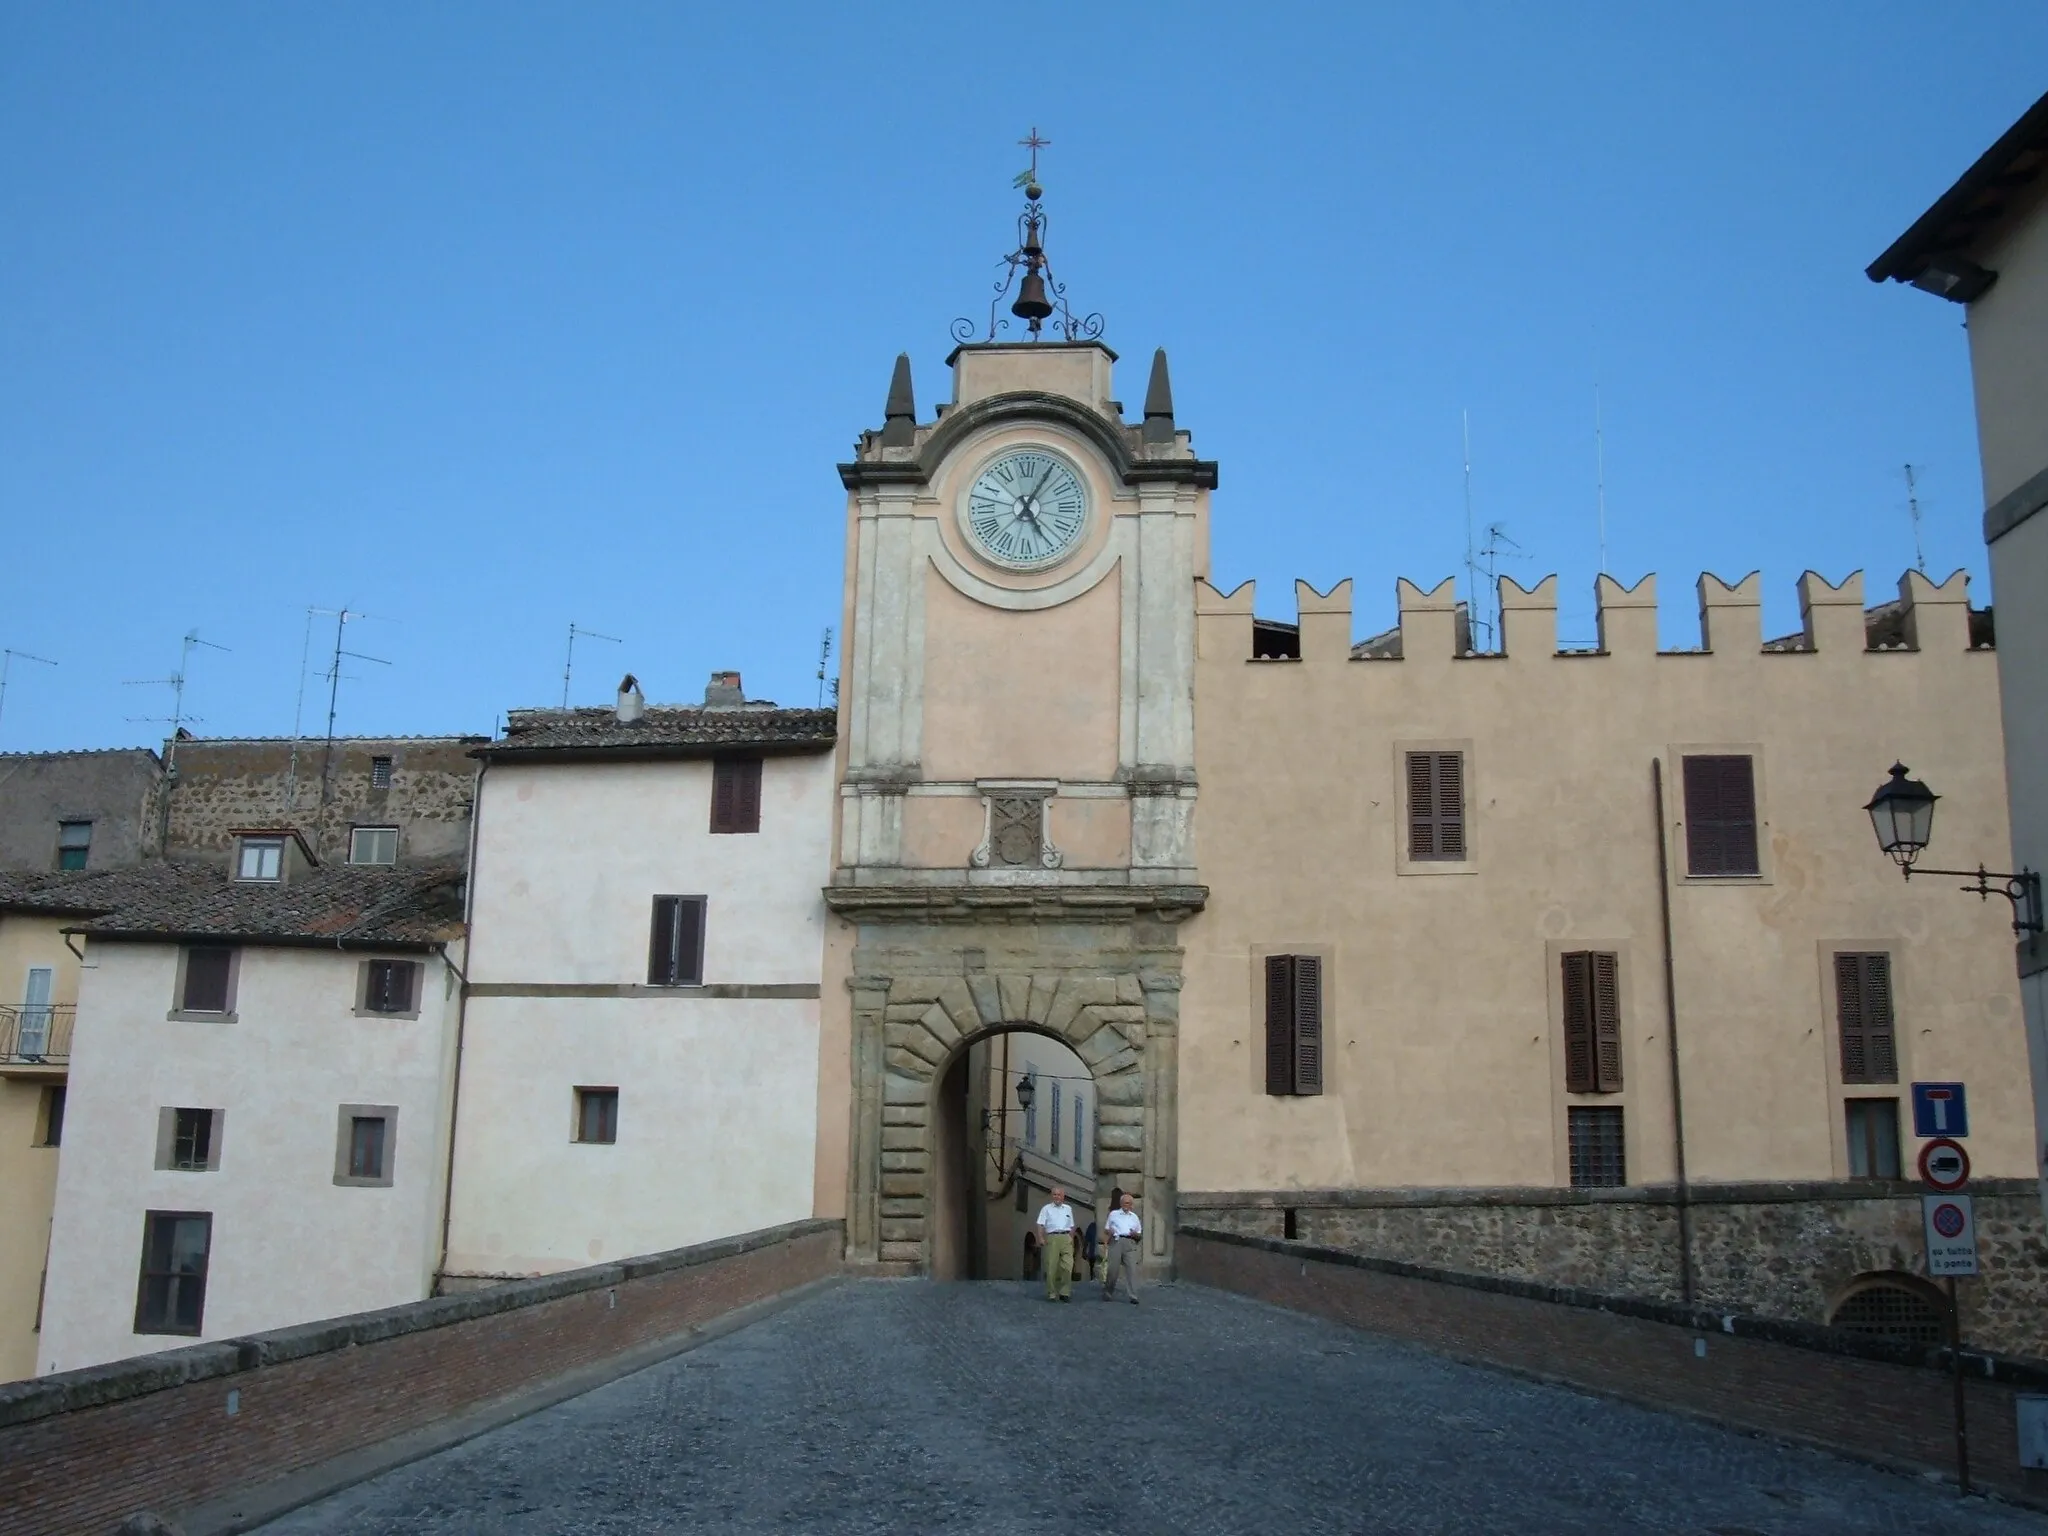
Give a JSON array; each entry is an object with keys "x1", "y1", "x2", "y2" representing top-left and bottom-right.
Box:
[{"x1": 830, "y1": 885, "x2": 1203, "y2": 1276}]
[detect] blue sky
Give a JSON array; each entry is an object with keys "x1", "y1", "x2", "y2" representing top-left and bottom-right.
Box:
[{"x1": 2, "y1": 5, "x2": 2043, "y2": 750}]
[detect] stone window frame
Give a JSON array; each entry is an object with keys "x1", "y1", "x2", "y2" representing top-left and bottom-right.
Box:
[
  {"x1": 1543, "y1": 940, "x2": 1641, "y2": 1188},
  {"x1": 333, "y1": 1104, "x2": 399, "y2": 1187},
  {"x1": 168, "y1": 945, "x2": 241, "y2": 1022},
  {"x1": 1393, "y1": 739, "x2": 1477, "y2": 876},
  {"x1": 354, "y1": 956, "x2": 425, "y2": 1020},
  {"x1": 1668, "y1": 743, "x2": 1775, "y2": 886},
  {"x1": 1814, "y1": 939, "x2": 1911, "y2": 1180},
  {"x1": 154, "y1": 1106, "x2": 225, "y2": 1172},
  {"x1": 1245, "y1": 942, "x2": 1335, "y2": 1097}
]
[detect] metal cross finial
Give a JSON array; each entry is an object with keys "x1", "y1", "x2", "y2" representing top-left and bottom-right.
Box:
[{"x1": 1019, "y1": 127, "x2": 1050, "y2": 180}]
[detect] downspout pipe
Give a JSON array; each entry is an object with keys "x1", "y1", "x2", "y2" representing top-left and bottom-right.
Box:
[
  {"x1": 1652, "y1": 758, "x2": 1697, "y2": 1305},
  {"x1": 434, "y1": 756, "x2": 485, "y2": 1289}
]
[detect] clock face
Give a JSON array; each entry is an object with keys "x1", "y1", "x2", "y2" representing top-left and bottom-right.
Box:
[{"x1": 963, "y1": 449, "x2": 1088, "y2": 569}]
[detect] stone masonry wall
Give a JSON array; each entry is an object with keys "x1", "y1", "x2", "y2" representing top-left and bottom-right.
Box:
[
  {"x1": 0, "y1": 751, "x2": 162, "y2": 872},
  {"x1": 0, "y1": 1219, "x2": 840, "y2": 1536},
  {"x1": 164, "y1": 737, "x2": 484, "y2": 867},
  {"x1": 1182, "y1": 1182, "x2": 2048, "y2": 1359}
]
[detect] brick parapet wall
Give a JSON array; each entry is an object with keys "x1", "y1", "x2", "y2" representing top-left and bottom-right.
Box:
[
  {"x1": 1183, "y1": 1180, "x2": 2048, "y2": 1357},
  {"x1": 1181, "y1": 1226, "x2": 2048, "y2": 1505},
  {"x1": 0, "y1": 1218, "x2": 841, "y2": 1536}
]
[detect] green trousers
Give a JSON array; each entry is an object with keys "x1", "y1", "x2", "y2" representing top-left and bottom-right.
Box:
[{"x1": 1042, "y1": 1232, "x2": 1074, "y2": 1298}]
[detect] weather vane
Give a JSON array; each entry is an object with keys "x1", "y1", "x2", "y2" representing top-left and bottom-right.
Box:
[{"x1": 953, "y1": 127, "x2": 1104, "y2": 345}]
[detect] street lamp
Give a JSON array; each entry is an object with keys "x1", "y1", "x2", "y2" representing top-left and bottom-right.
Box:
[
  {"x1": 1014, "y1": 1072, "x2": 1036, "y2": 1112},
  {"x1": 1864, "y1": 762, "x2": 2043, "y2": 935}
]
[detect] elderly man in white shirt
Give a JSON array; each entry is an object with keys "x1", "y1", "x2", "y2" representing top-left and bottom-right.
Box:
[
  {"x1": 1034, "y1": 1185, "x2": 1079, "y2": 1301},
  {"x1": 1101, "y1": 1191, "x2": 1143, "y2": 1303}
]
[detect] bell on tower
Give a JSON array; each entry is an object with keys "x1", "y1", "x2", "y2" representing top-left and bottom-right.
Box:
[{"x1": 952, "y1": 128, "x2": 1104, "y2": 346}]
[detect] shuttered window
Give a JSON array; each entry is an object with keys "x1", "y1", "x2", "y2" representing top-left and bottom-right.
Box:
[
  {"x1": 710, "y1": 758, "x2": 763, "y2": 834},
  {"x1": 647, "y1": 896, "x2": 706, "y2": 986},
  {"x1": 1264, "y1": 954, "x2": 1324, "y2": 1097},
  {"x1": 1561, "y1": 951, "x2": 1623, "y2": 1094},
  {"x1": 1406, "y1": 752, "x2": 1466, "y2": 860},
  {"x1": 363, "y1": 959, "x2": 421, "y2": 1014},
  {"x1": 1835, "y1": 952, "x2": 1899, "y2": 1084},
  {"x1": 1681, "y1": 755, "x2": 1759, "y2": 876},
  {"x1": 181, "y1": 947, "x2": 234, "y2": 1013}
]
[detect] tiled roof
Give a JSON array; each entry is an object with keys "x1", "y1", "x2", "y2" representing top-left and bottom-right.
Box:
[
  {"x1": 1, "y1": 861, "x2": 463, "y2": 948},
  {"x1": 481, "y1": 706, "x2": 837, "y2": 759}
]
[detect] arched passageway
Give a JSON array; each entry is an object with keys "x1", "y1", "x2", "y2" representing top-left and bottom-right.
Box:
[{"x1": 931, "y1": 1027, "x2": 1099, "y2": 1280}]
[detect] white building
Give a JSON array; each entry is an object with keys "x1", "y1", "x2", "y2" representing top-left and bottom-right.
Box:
[
  {"x1": 441, "y1": 674, "x2": 836, "y2": 1280},
  {"x1": 37, "y1": 839, "x2": 463, "y2": 1372}
]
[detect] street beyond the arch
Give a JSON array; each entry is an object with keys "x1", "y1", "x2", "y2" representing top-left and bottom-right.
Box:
[{"x1": 257, "y1": 1281, "x2": 2043, "y2": 1535}]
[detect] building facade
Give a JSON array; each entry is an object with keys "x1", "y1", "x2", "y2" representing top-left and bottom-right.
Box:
[
  {"x1": 1871, "y1": 89, "x2": 2048, "y2": 1242},
  {"x1": 0, "y1": 748, "x2": 162, "y2": 873},
  {"x1": 445, "y1": 674, "x2": 836, "y2": 1280},
  {"x1": 36, "y1": 852, "x2": 463, "y2": 1374}
]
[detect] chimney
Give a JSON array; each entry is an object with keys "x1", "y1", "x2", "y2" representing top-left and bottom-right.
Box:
[
  {"x1": 704, "y1": 671, "x2": 744, "y2": 708},
  {"x1": 615, "y1": 674, "x2": 645, "y2": 723}
]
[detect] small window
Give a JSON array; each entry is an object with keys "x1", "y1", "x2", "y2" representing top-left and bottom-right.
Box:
[
  {"x1": 710, "y1": 757, "x2": 763, "y2": 834},
  {"x1": 333, "y1": 1104, "x2": 398, "y2": 1186},
  {"x1": 156, "y1": 1107, "x2": 223, "y2": 1171},
  {"x1": 1568, "y1": 1106, "x2": 1626, "y2": 1187},
  {"x1": 178, "y1": 947, "x2": 235, "y2": 1015},
  {"x1": 1830, "y1": 1278, "x2": 1944, "y2": 1345},
  {"x1": 647, "y1": 896, "x2": 706, "y2": 986},
  {"x1": 56, "y1": 820, "x2": 92, "y2": 871},
  {"x1": 1835, "y1": 953, "x2": 1899, "y2": 1084},
  {"x1": 1846, "y1": 1098, "x2": 1902, "y2": 1178},
  {"x1": 1406, "y1": 752, "x2": 1466, "y2": 861},
  {"x1": 37, "y1": 1085, "x2": 65, "y2": 1147},
  {"x1": 1681, "y1": 755, "x2": 1760, "y2": 877},
  {"x1": 370, "y1": 755, "x2": 393, "y2": 790},
  {"x1": 574, "y1": 1087, "x2": 619, "y2": 1145},
  {"x1": 235, "y1": 837, "x2": 284, "y2": 882},
  {"x1": 361, "y1": 958, "x2": 422, "y2": 1015},
  {"x1": 134, "y1": 1211, "x2": 211, "y2": 1335},
  {"x1": 1561, "y1": 952, "x2": 1623, "y2": 1094},
  {"x1": 348, "y1": 826, "x2": 399, "y2": 866},
  {"x1": 1264, "y1": 954, "x2": 1325, "y2": 1096}
]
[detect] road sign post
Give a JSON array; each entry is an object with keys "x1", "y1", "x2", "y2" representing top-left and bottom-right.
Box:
[
  {"x1": 1918, "y1": 1137, "x2": 1971, "y2": 1192},
  {"x1": 1923, "y1": 1191, "x2": 1978, "y2": 1495},
  {"x1": 1913, "y1": 1082, "x2": 1970, "y2": 1139}
]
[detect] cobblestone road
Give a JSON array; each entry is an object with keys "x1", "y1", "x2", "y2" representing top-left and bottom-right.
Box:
[{"x1": 260, "y1": 1280, "x2": 2046, "y2": 1535}]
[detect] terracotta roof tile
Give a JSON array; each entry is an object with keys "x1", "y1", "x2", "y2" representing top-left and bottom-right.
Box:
[{"x1": 481, "y1": 706, "x2": 836, "y2": 759}]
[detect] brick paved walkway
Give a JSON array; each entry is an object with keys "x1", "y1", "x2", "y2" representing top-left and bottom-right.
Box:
[{"x1": 259, "y1": 1280, "x2": 2046, "y2": 1534}]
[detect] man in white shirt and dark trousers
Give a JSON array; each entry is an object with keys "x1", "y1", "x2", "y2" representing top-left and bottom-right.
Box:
[
  {"x1": 1101, "y1": 1191, "x2": 1142, "y2": 1303},
  {"x1": 1035, "y1": 1186, "x2": 1078, "y2": 1302}
]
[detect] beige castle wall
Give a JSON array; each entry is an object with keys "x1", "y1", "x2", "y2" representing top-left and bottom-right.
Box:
[
  {"x1": 919, "y1": 556, "x2": 1122, "y2": 787},
  {"x1": 1181, "y1": 569, "x2": 2030, "y2": 1196}
]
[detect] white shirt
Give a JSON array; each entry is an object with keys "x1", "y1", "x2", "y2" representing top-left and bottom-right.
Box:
[
  {"x1": 1036, "y1": 1201, "x2": 1076, "y2": 1234},
  {"x1": 1106, "y1": 1208, "x2": 1142, "y2": 1240}
]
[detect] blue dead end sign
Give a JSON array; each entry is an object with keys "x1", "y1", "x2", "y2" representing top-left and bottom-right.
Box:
[{"x1": 1912, "y1": 1082, "x2": 1969, "y2": 1139}]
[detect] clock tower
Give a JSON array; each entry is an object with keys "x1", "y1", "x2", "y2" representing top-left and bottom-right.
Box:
[{"x1": 822, "y1": 155, "x2": 1214, "y2": 1277}]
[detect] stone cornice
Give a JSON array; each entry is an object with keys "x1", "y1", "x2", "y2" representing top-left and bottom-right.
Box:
[
  {"x1": 823, "y1": 882, "x2": 1207, "y2": 924},
  {"x1": 838, "y1": 391, "x2": 1218, "y2": 492}
]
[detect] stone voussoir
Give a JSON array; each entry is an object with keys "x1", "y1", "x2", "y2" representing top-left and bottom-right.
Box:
[
  {"x1": 997, "y1": 972, "x2": 1033, "y2": 1023},
  {"x1": 884, "y1": 1072, "x2": 930, "y2": 1106},
  {"x1": 966, "y1": 972, "x2": 1003, "y2": 1025}
]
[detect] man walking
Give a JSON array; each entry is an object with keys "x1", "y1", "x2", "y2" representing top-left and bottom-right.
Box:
[
  {"x1": 1101, "y1": 1191, "x2": 1142, "y2": 1304},
  {"x1": 1035, "y1": 1185, "x2": 1078, "y2": 1302}
]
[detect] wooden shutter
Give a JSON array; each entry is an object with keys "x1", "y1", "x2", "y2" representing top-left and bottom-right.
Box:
[
  {"x1": 1407, "y1": 752, "x2": 1466, "y2": 860},
  {"x1": 649, "y1": 897, "x2": 680, "y2": 984},
  {"x1": 1561, "y1": 953, "x2": 1595, "y2": 1093},
  {"x1": 183, "y1": 948, "x2": 232, "y2": 1012},
  {"x1": 711, "y1": 758, "x2": 762, "y2": 834},
  {"x1": 1682, "y1": 756, "x2": 1759, "y2": 876},
  {"x1": 1292, "y1": 954, "x2": 1324, "y2": 1095},
  {"x1": 1836, "y1": 952, "x2": 1898, "y2": 1084},
  {"x1": 1264, "y1": 955, "x2": 1294, "y2": 1096},
  {"x1": 1591, "y1": 952, "x2": 1622, "y2": 1092}
]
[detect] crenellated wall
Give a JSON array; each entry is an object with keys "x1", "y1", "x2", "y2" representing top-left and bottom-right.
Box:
[{"x1": 1179, "y1": 564, "x2": 2032, "y2": 1328}]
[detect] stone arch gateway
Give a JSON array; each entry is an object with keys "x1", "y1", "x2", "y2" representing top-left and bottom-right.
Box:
[{"x1": 828, "y1": 890, "x2": 1202, "y2": 1277}]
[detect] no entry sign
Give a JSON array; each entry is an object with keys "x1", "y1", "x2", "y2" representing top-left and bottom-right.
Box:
[
  {"x1": 1924, "y1": 1194, "x2": 1979, "y2": 1277},
  {"x1": 1918, "y1": 1137, "x2": 1971, "y2": 1193}
]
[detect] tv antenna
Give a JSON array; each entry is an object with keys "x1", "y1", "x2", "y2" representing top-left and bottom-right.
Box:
[
  {"x1": 816, "y1": 628, "x2": 834, "y2": 708},
  {"x1": 318, "y1": 609, "x2": 390, "y2": 802},
  {"x1": 0, "y1": 649, "x2": 58, "y2": 745},
  {"x1": 562, "y1": 623, "x2": 623, "y2": 710},
  {"x1": 1476, "y1": 523, "x2": 1527, "y2": 651},
  {"x1": 1903, "y1": 464, "x2": 1927, "y2": 574},
  {"x1": 124, "y1": 630, "x2": 230, "y2": 772}
]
